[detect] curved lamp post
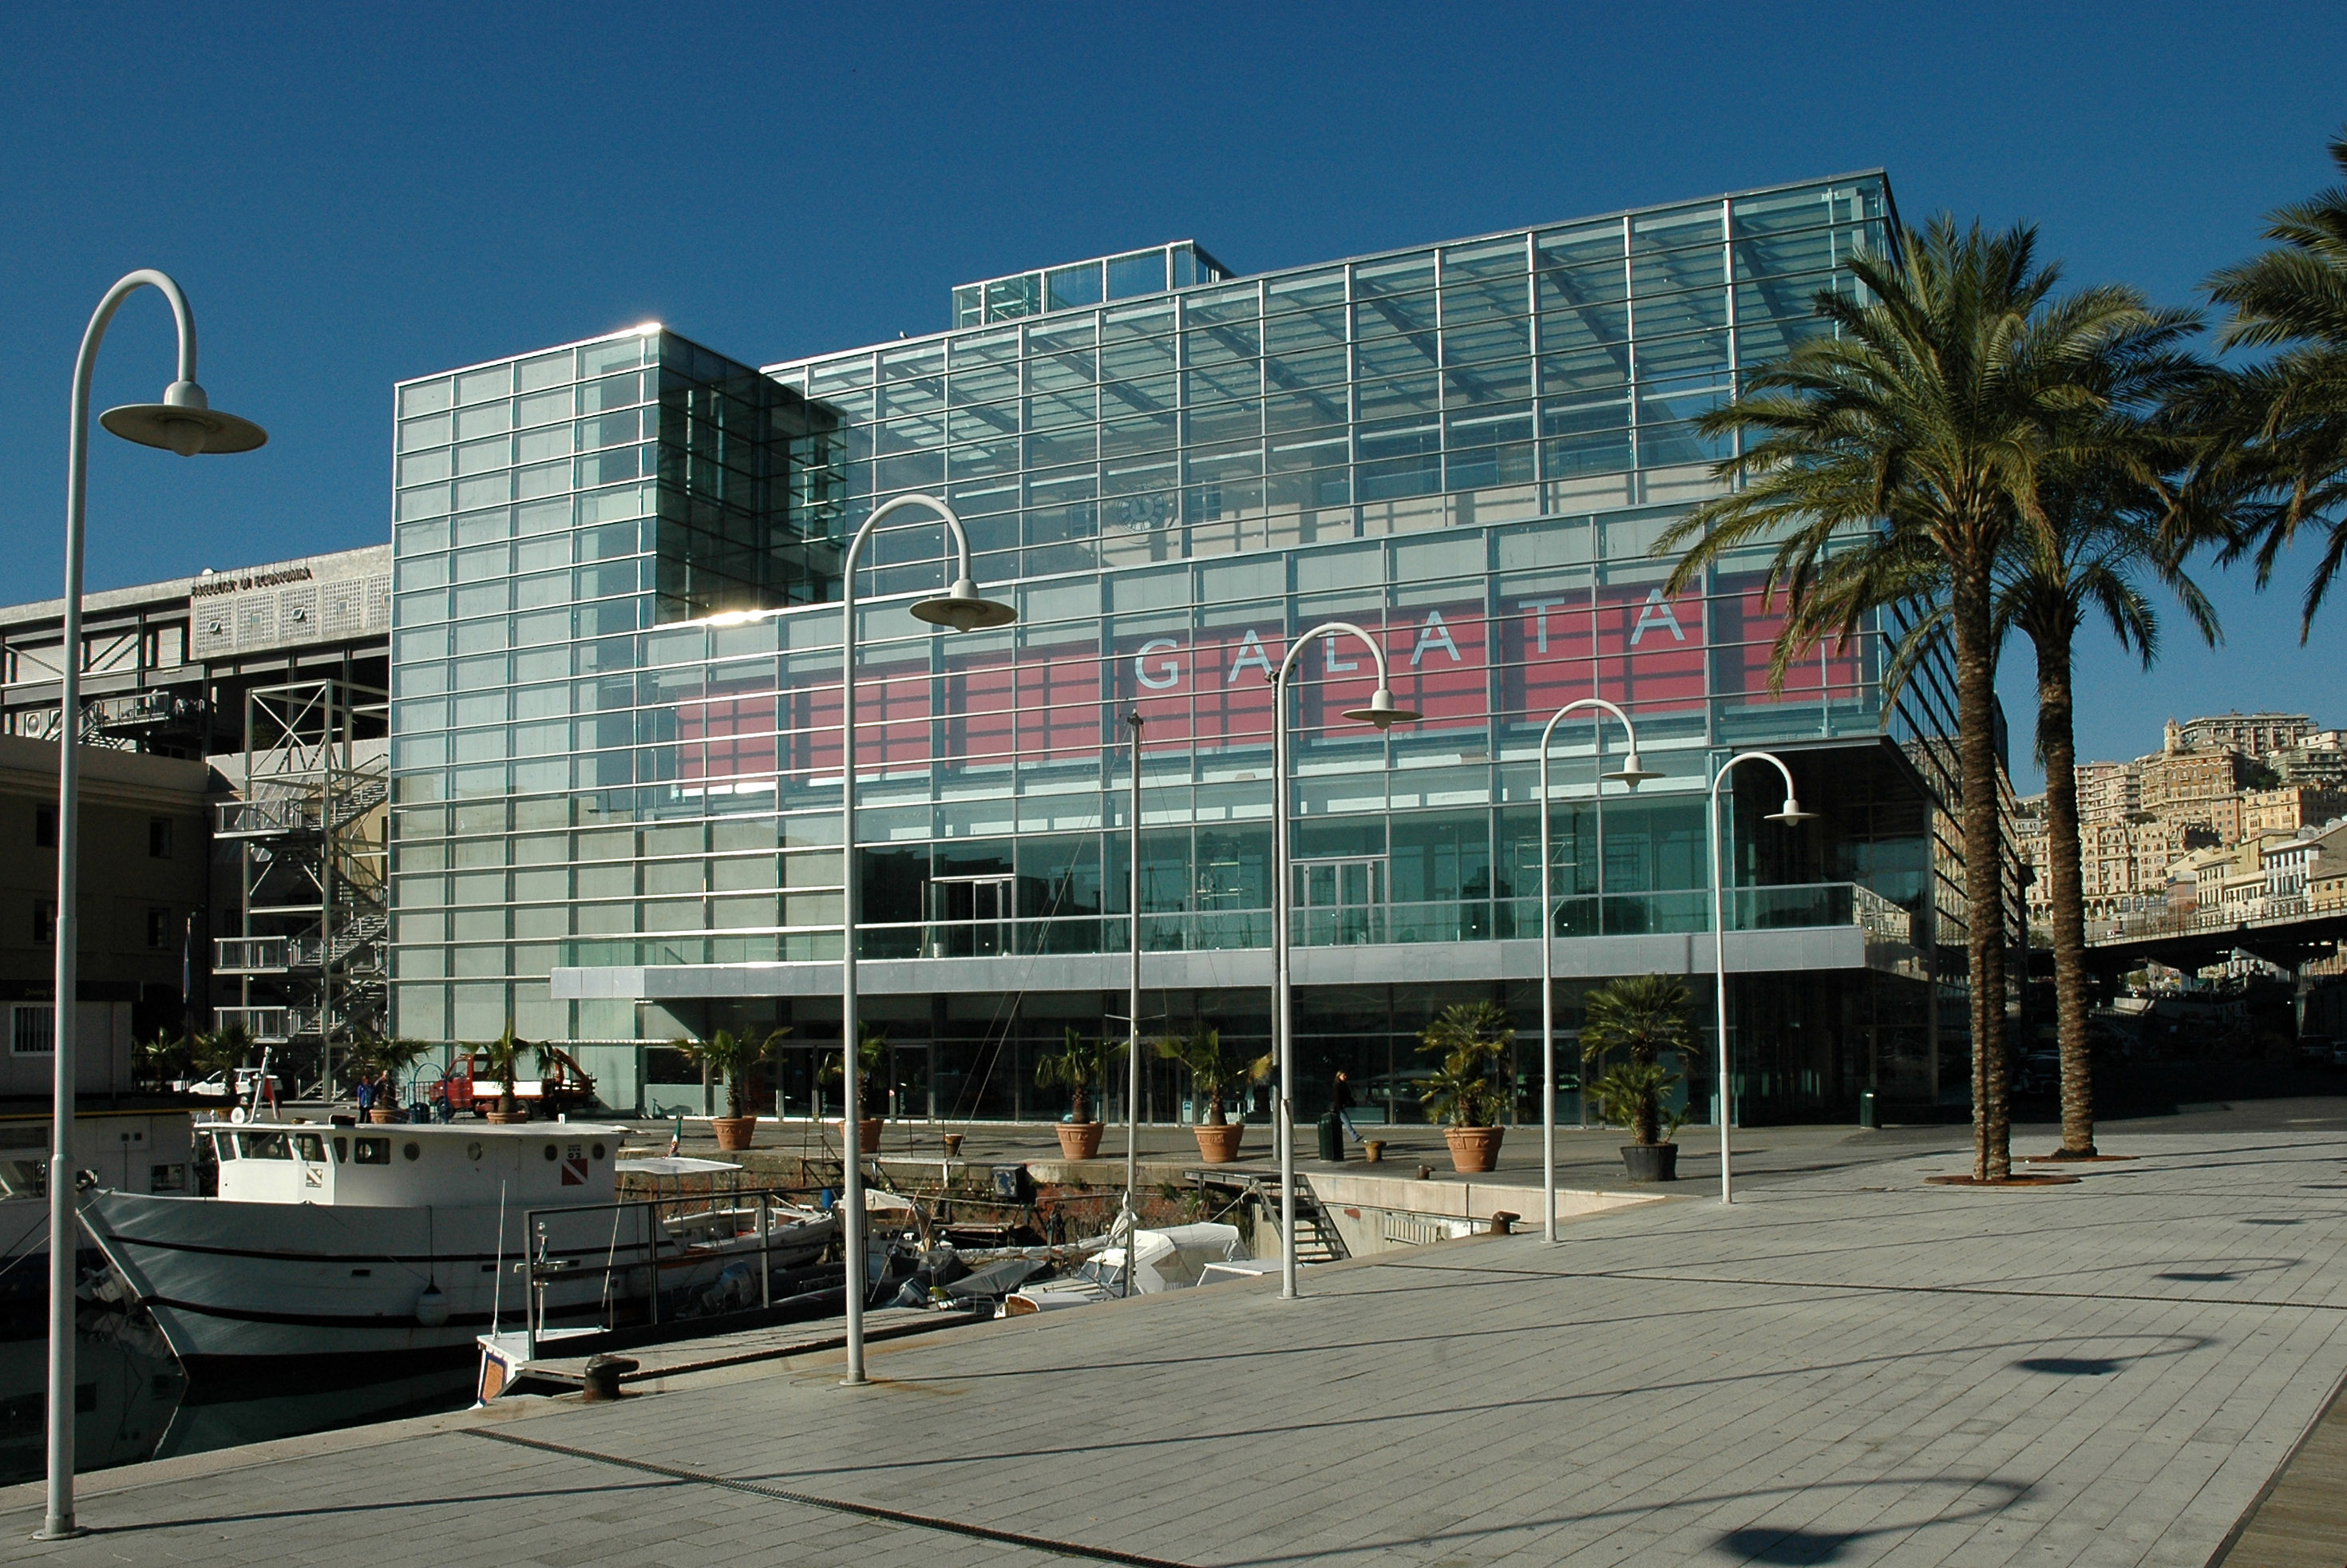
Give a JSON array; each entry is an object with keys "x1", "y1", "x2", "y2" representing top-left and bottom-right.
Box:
[
  {"x1": 1707, "y1": 750, "x2": 1816, "y2": 1206},
  {"x1": 46, "y1": 271, "x2": 266, "y2": 1541},
  {"x1": 1535, "y1": 699, "x2": 1659, "y2": 1242},
  {"x1": 837, "y1": 493, "x2": 1013, "y2": 1383},
  {"x1": 1270, "y1": 622, "x2": 1416, "y2": 1298}
]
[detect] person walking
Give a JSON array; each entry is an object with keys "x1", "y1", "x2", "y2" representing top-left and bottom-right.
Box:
[
  {"x1": 1331, "y1": 1070, "x2": 1365, "y2": 1145},
  {"x1": 354, "y1": 1075, "x2": 374, "y2": 1121}
]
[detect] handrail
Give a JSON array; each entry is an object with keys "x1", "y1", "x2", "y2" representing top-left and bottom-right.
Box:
[
  {"x1": 557, "y1": 881, "x2": 1910, "y2": 968},
  {"x1": 518, "y1": 1181, "x2": 838, "y2": 1352}
]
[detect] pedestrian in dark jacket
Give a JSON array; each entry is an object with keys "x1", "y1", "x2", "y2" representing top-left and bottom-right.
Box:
[{"x1": 1331, "y1": 1071, "x2": 1364, "y2": 1144}]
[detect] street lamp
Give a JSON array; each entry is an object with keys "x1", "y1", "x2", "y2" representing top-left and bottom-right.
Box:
[
  {"x1": 1270, "y1": 622, "x2": 1416, "y2": 1299},
  {"x1": 45, "y1": 271, "x2": 266, "y2": 1542},
  {"x1": 1535, "y1": 699, "x2": 1658, "y2": 1243},
  {"x1": 1122, "y1": 709, "x2": 1143, "y2": 1296},
  {"x1": 837, "y1": 493, "x2": 1013, "y2": 1384},
  {"x1": 1708, "y1": 750, "x2": 1816, "y2": 1205}
]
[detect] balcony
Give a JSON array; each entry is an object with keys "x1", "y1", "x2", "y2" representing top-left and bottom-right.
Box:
[
  {"x1": 214, "y1": 936, "x2": 291, "y2": 975},
  {"x1": 556, "y1": 881, "x2": 1914, "y2": 968}
]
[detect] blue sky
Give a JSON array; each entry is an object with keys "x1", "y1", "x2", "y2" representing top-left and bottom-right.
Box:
[{"x1": 1, "y1": 3, "x2": 2341, "y2": 786}]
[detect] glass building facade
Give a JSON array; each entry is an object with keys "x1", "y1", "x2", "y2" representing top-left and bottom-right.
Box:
[{"x1": 387, "y1": 172, "x2": 1982, "y2": 1126}]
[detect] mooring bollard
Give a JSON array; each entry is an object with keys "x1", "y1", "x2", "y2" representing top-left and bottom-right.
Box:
[
  {"x1": 1487, "y1": 1210, "x2": 1520, "y2": 1237},
  {"x1": 581, "y1": 1354, "x2": 638, "y2": 1402}
]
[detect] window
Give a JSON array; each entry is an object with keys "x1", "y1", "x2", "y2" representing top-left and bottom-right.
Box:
[
  {"x1": 149, "y1": 1163, "x2": 187, "y2": 1193},
  {"x1": 354, "y1": 1137, "x2": 391, "y2": 1165},
  {"x1": 34, "y1": 804, "x2": 55, "y2": 848},
  {"x1": 33, "y1": 903, "x2": 54, "y2": 944},
  {"x1": 10, "y1": 1007, "x2": 52, "y2": 1056},
  {"x1": 147, "y1": 909, "x2": 172, "y2": 950},
  {"x1": 148, "y1": 818, "x2": 173, "y2": 859},
  {"x1": 293, "y1": 1133, "x2": 327, "y2": 1162}
]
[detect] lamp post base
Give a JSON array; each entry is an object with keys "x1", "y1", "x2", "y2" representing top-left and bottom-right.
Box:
[{"x1": 34, "y1": 1518, "x2": 85, "y2": 1541}]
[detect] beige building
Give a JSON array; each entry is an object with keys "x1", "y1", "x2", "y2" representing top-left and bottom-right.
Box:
[
  {"x1": 2139, "y1": 745, "x2": 2254, "y2": 833},
  {"x1": 2242, "y1": 786, "x2": 2347, "y2": 836},
  {"x1": 2179, "y1": 711, "x2": 2317, "y2": 758},
  {"x1": 2074, "y1": 759, "x2": 2142, "y2": 826},
  {"x1": 0, "y1": 736, "x2": 213, "y2": 1096},
  {"x1": 2268, "y1": 745, "x2": 2347, "y2": 789}
]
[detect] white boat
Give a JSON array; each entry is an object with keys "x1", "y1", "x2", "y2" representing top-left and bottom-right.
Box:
[
  {"x1": 1005, "y1": 1222, "x2": 1249, "y2": 1313},
  {"x1": 81, "y1": 1119, "x2": 833, "y2": 1372},
  {"x1": 0, "y1": 1106, "x2": 199, "y2": 1334}
]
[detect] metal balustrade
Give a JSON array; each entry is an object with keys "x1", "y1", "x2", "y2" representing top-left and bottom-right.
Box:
[{"x1": 560, "y1": 881, "x2": 1910, "y2": 969}]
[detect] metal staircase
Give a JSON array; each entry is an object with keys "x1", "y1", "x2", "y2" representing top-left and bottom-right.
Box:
[
  {"x1": 213, "y1": 679, "x2": 388, "y2": 1095},
  {"x1": 1193, "y1": 1169, "x2": 1350, "y2": 1265}
]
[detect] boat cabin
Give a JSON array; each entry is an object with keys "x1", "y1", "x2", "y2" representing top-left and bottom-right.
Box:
[{"x1": 201, "y1": 1119, "x2": 628, "y2": 1208}]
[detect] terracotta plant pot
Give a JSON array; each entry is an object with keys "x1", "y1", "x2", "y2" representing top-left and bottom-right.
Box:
[
  {"x1": 711, "y1": 1115, "x2": 757, "y2": 1151},
  {"x1": 1055, "y1": 1121, "x2": 1105, "y2": 1160},
  {"x1": 1444, "y1": 1125, "x2": 1503, "y2": 1174},
  {"x1": 485, "y1": 1107, "x2": 529, "y2": 1125},
  {"x1": 367, "y1": 1108, "x2": 398, "y2": 1125},
  {"x1": 1192, "y1": 1123, "x2": 1245, "y2": 1164},
  {"x1": 833, "y1": 1118, "x2": 884, "y2": 1154},
  {"x1": 1619, "y1": 1142, "x2": 1678, "y2": 1182}
]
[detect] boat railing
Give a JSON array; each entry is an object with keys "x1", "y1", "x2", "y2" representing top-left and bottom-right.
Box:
[{"x1": 514, "y1": 1182, "x2": 834, "y2": 1354}]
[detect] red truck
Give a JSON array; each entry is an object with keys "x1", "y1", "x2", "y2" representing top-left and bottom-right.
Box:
[{"x1": 441, "y1": 1044, "x2": 598, "y2": 1118}]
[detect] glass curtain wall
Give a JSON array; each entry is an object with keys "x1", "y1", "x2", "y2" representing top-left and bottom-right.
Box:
[{"x1": 383, "y1": 175, "x2": 1965, "y2": 1118}]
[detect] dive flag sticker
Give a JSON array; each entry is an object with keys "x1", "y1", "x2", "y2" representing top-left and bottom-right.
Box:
[{"x1": 561, "y1": 1145, "x2": 588, "y2": 1186}]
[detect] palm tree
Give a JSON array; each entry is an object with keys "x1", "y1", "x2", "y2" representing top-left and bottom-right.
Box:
[
  {"x1": 1152, "y1": 1028, "x2": 1268, "y2": 1127},
  {"x1": 2200, "y1": 127, "x2": 2347, "y2": 633},
  {"x1": 1831, "y1": 299, "x2": 2217, "y2": 1161},
  {"x1": 677, "y1": 1028, "x2": 790, "y2": 1119},
  {"x1": 1416, "y1": 1002, "x2": 1514, "y2": 1129},
  {"x1": 1660, "y1": 217, "x2": 2164, "y2": 1182},
  {"x1": 1035, "y1": 1027, "x2": 1113, "y2": 1123},
  {"x1": 477, "y1": 1022, "x2": 529, "y2": 1121},
  {"x1": 1996, "y1": 455, "x2": 2219, "y2": 1157},
  {"x1": 1578, "y1": 975, "x2": 1696, "y2": 1146}
]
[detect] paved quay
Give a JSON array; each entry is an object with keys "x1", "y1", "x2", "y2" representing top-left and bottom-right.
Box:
[{"x1": 10, "y1": 1119, "x2": 2347, "y2": 1566}]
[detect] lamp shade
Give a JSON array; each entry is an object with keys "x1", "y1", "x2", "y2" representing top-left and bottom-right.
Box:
[
  {"x1": 1341, "y1": 687, "x2": 1420, "y2": 730},
  {"x1": 1765, "y1": 798, "x2": 1819, "y2": 826},
  {"x1": 1603, "y1": 750, "x2": 1664, "y2": 787},
  {"x1": 101, "y1": 380, "x2": 266, "y2": 457},
  {"x1": 911, "y1": 577, "x2": 1017, "y2": 632}
]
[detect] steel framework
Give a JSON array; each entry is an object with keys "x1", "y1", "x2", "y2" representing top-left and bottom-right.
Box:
[{"x1": 212, "y1": 679, "x2": 388, "y2": 1095}]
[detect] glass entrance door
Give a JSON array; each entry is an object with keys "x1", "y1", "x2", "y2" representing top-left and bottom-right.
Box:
[
  {"x1": 928, "y1": 874, "x2": 1016, "y2": 956},
  {"x1": 1293, "y1": 857, "x2": 1386, "y2": 945}
]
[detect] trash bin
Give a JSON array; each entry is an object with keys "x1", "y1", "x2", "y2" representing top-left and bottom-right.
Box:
[
  {"x1": 1858, "y1": 1090, "x2": 1878, "y2": 1130},
  {"x1": 1316, "y1": 1110, "x2": 1344, "y2": 1162}
]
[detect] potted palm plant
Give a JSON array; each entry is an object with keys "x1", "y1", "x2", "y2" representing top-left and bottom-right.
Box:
[
  {"x1": 362, "y1": 1035, "x2": 432, "y2": 1122},
  {"x1": 1154, "y1": 1027, "x2": 1268, "y2": 1163},
  {"x1": 820, "y1": 1028, "x2": 889, "y2": 1154},
  {"x1": 477, "y1": 1023, "x2": 530, "y2": 1123},
  {"x1": 1581, "y1": 974, "x2": 1696, "y2": 1182},
  {"x1": 1419, "y1": 1001, "x2": 1514, "y2": 1173},
  {"x1": 678, "y1": 1028, "x2": 788, "y2": 1150},
  {"x1": 1036, "y1": 1027, "x2": 1112, "y2": 1159}
]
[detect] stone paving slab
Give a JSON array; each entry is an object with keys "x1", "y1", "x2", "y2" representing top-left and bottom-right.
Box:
[{"x1": 6, "y1": 1128, "x2": 2347, "y2": 1566}]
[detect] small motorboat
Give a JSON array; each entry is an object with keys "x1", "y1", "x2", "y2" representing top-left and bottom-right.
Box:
[{"x1": 1005, "y1": 1222, "x2": 1249, "y2": 1313}]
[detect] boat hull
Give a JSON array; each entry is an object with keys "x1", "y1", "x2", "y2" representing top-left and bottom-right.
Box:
[{"x1": 82, "y1": 1190, "x2": 829, "y2": 1368}]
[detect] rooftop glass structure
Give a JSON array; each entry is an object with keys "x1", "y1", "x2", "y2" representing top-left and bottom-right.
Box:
[
  {"x1": 952, "y1": 241, "x2": 1232, "y2": 328},
  {"x1": 386, "y1": 172, "x2": 1985, "y2": 1124}
]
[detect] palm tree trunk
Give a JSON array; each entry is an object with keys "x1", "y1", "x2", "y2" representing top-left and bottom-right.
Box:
[
  {"x1": 1952, "y1": 569, "x2": 2012, "y2": 1182},
  {"x1": 2035, "y1": 633, "x2": 2096, "y2": 1157}
]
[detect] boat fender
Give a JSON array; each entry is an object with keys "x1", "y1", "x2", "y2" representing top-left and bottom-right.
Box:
[{"x1": 414, "y1": 1285, "x2": 450, "y2": 1328}]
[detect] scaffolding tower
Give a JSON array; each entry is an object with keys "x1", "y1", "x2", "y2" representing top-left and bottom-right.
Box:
[{"x1": 212, "y1": 679, "x2": 389, "y2": 1096}]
